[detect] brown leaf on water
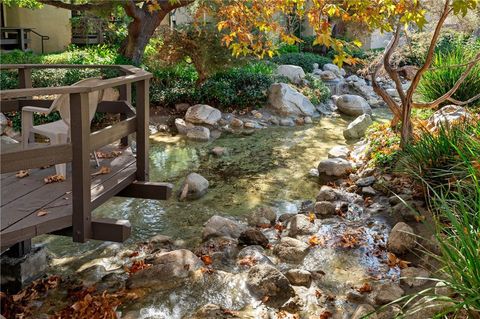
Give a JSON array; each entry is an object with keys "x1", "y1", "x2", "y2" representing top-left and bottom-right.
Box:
[
  {"x1": 44, "y1": 174, "x2": 65, "y2": 184},
  {"x1": 309, "y1": 212, "x2": 316, "y2": 223},
  {"x1": 274, "y1": 223, "x2": 285, "y2": 232},
  {"x1": 315, "y1": 290, "x2": 322, "y2": 298},
  {"x1": 126, "y1": 260, "x2": 151, "y2": 275},
  {"x1": 36, "y1": 210, "x2": 48, "y2": 217},
  {"x1": 91, "y1": 166, "x2": 111, "y2": 176},
  {"x1": 387, "y1": 252, "x2": 411, "y2": 269},
  {"x1": 201, "y1": 255, "x2": 213, "y2": 265},
  {"x1": 238, "y1": 256, "x2": 257, "y2": 267},
  {"x1": 308, "y1": 235, "x2": 325, "y2": 247},
  {"x1": 320, "y1": 310, "x2": 333, "y2": 319},
  {"x1": 16, "y1": 170, "x2": 29, "y2": 178},
  {"x1": 356, "y1": 282, "x2": 373, "y2": 293}
]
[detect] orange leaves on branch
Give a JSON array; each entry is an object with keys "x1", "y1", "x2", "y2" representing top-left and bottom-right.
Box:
[{"x1": 387, "y1": 252, "x2": 411, "y2": 269}]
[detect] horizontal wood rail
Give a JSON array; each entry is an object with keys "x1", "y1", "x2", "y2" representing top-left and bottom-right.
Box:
[{"x1": 0, "y1": 64, "x2": 165, "y2": 248}]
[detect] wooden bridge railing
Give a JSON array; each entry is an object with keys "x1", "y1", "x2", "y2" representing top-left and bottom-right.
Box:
[{"x1": 0, "y1": 64, "x2": 170, "y2": 245}]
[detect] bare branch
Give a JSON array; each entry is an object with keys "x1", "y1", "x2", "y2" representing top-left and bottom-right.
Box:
[
  {"x1": 406, "y1": 0, "x2": 452, "y2": 102},
  {"x1": 383, "y1": 25, "x2": 406, "y2": 105},
  {"x1": 447, "y1": 92, "x2": 480, "y2": 106}
]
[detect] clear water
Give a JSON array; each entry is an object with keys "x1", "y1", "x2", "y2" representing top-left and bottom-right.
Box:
[{"x1": 33, "y1": 109, "x2": 394, "y2": 318}]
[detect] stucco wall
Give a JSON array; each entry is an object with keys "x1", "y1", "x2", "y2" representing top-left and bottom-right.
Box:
[{"x1": 4, "y1": 4, "x2": 71, "y2": 53}]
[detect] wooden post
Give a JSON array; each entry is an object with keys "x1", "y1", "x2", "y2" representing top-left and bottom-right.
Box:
[
  {"x1": 18, "y1": 67, "x2": 32, "y2": 89},
  {"x1": 4, "y1": 240, "x2": 31, "y2": 258},
  {"x1": 70, "y1": 92, "x2": 92, "y2": 243},
  {"x1": 135, "y1": 79, "x2": 149, "y2": 182},
  {"x1": 118, "y1": 83, "x2": 132, "y2": 146}
]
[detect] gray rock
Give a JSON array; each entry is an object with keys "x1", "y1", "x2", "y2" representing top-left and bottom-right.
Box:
[
  {"x1": 180, "y1": 173, "x2": 209, "y2": 200},
  {"x1": 127, "y1": 249, "x2": 202, "y2": 289},
  {"x1": 316, "y1": 185, "x2": 337, "y2": 201},
  {"x1": 175, "y1": 103, "x2": 190, "y2": 112},
  {"x1": 343, "y1": 114, "x2": 373, "y2": 140},
  {"x1": 278, "y1": 213, "x2": 296, "y2": 223},
  {"x1": 327, "y1": 145, "x2": 350, "y2": 159},
  {"x1": 276, "y1": 65, "x2": 306, "y2": 84},
  {"x1": 309, "y1": 168, "x2": 319, "y2": 177},
  {"x1": 268, "y1": 83, "x2": 315, "y2": 117},
  {"x1": 244, "y1": 121, "x2": 256, "y2": 129},
  {"x1": 319, "y1": 70, "x2": 337, "y2": 81},
  {"x1": 356, "y1": 176, "x2": 376, "y2": 187},
  {"x1": 175, "y1": 118, "x2": 194, "y2": 135},
  {"x1": 387, "y1": 222, "x2": 416, "y2": 255},
  {"x1": 273, "y1": 237, "x2": 309, "y2": 262},
  {"x1": 317, "y1": 158, "x2": 353, "y2": 177},
  {"x1": 192, "y1": 304, "x2": 238, "y2": 319},
  {"x1": 323, "y1": 63, "x2": 343, "y2": 77},
  {"x1": 248, "y1": 207, "x2": 277, "y2": 227},
  {"x1": 0, "y1": 112, "x2": 8, "y2": 135},
  {"x1": 285, "y1": 269, "x2": 312, "y2": 287},
  {"x1": 280, "y1": 118, "x2": 295, "y2": 126},
  {"x1": 185, "y1": 104, "x2": 222, "y2": 125},
  {"x1": 362, "y1": 186, "x2": 377, "y2": 196},
  {"x1": 230, "y1": 117, "x2": 244, "y2": 128},
  {"x1": 304, "y1": 116, "x2": 313, "y2": 124},
  {"x1": 426, "y1": 105, "x2": 472, "y2": 132},
  {"x1": 269, "y1": 116, "x2": 280, "y2": 125},
  {"x1": 374, "y1": 282, "x2": 405, "y2": 305},
  {"x1": 211, "y1": 146, "x2": 226, "y2": 157},
  {"x1": 239, "y1": 228, "x2": 269, "y2": 248},
  {"x1": 246, "y1": 264, "x2": 295, "y2": 307},
  {"x1": 336, "y1": 94, "x2": 372, "y2": 116},
  {"x1": 314, "y1": 201, "x2": 336, "y2": 217},
  {"x1": 401, "y1": 267, "x2": 430, "y2": 287},
  {"x1": 287, "y1": 214, "x2": 318, "y2": 237},
  {"x1": 434, "y1": 281, "x2": 454, "y2": 297},
  {"x1": 202, "y1": 215, "x2": 245, "y2": 241},
  {"x1": 195, "y1": 236, "x2": 239, "y2": 269},
  {"x1": 404, "y1": 296, "x2": 455, "y2": 319},
  {"x1": 386, "y1": 88, "x2": 400, "y2": 98},
  {"x1": 351, "y1": 304, "x2": 377, "y2": 319},
  {"x1": 187, "y1": 126, "x2": 210, "y2": 142}
]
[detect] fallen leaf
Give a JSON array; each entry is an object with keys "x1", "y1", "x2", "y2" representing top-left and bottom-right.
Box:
[
  {"x1": 308, "y1": 235, "x2": 325, "y2": 247},
  {"x1": 91, "y1": 166, "x2": 111, "y2": 176},
  {"x1": 126, "y1": 260, "x2": 151, "y2": 274},
  {"x1": 238, "y1": 256, "x2": 257, "y2": 267},
  {"x1": 16, "y1": 170, "x2": 29, "y2": 178},
  {"x1": 274, "y1": 223, "x2": 285, "y2": 232},
  {"x1": 309, "y1": 212, "x2": 316, "y2": 223},
  {"x1": 320, "y1": 310, "x2": 333, "y2": 319},
  {"x1": 201, "y1": 255, "x2": 213, "y2": 265},
  {"x1": 36, "y1": 210, "x2": 48, "y2": 217},
  {"x1": 414, "y1": 215, "x2": 426, "y2": 223},
  {"x1": 261, "y1": 295, "x2": 270, "y2": 304},
  {"x1": 387, "y1": 252, "x2": 411, "y2": 269},
  {"x1": 356, "y1": 282, "x2": 373, "y2": 293},
  {"x1": 315, "y1": 290, "x2": 322, "y2": 298},
  {"x1": 44, "y1": 174, "x2": 65, "y2": 184}
]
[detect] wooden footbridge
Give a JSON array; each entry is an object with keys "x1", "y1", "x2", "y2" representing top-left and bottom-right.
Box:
[{"x1": 0, "y1": 64, "x2": 173, "y2": 256}]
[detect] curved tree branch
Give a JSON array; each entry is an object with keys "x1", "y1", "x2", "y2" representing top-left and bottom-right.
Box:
[
  {"x1": 383, "y1": 25, "x2": 406, "y2": 106},
  {"x1": 37, "y1": 0, "x2": 120, "y2": 11}
]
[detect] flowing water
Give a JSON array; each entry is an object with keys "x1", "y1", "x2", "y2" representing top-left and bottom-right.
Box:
[{"x1": 34, "y1": 109, "x2": 394, "y2": 318}]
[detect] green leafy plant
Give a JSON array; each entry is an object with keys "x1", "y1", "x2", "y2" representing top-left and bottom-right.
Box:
[
  {"x1": 301, "y1": 74, "x2": 331, "y2": 105},
  {"x1": 271, "y1": 52, "x2": 332, "y2": 73},
  {"x1": 417, "y1": 45, "x2": 480, "y2": 108},
  {"x1": 365, "y1": 123, "x2": 401, "y2": 167}
]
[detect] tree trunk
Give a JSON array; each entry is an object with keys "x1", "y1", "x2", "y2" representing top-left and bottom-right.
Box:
[
  {"x1": 119, "y1": 7, "x2": 169, "y2": 65},
  {"x1": 400, "y1": 101, "x2": 413, "y2": 148}
]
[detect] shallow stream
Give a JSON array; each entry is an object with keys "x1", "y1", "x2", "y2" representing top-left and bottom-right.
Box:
[{"x1": 35, "y1": 110, "x2": 393, "y2": 318}]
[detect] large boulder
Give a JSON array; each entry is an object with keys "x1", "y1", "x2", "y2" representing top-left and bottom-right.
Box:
[
  {"x1": 238, "y1": 228, "x2": 269, "y2": 248},
  {"x1": 127, "y1": 249, "x2": 202, "y2": 289},
  {"x1": 175, "y1": 118, "x2": 194, "y2": 135},
  {"x1": 343, "y1": 114, "x2": 373, "y2": 140},
  {"x1": 185, "y1": 104, "x2": 222, "y2": 125},
  {"x1": 268, "y1": 83, "x2": 316, "y2": 117},
  {"x1": 273, "y1": 237, "x2": 309, "y2": 262},
  {"x1": 401, "y1": 267, "x2": 430, "y2": 288},
  {"x1": 179, "y1": 173, "x2": 209, "y2": 200},
  {"x1": 335, "y1": 94, "x2": 372, "y2": 116},
  {"x1": 387, "y1": 222, "x2": 416, "y2": 255},
  {"x1": 246, "y1": 264, "x2": 295, "y2": 308},
  {"x1": 187, "y1": 126, "x2": 210, "y2": 142},
  {"x1": 248, "y1": 207, "x2": 277, "y2": 227},
  {"x1": 426, "y1": 105, "x2": 472, "y2": 132},
  {"x1": 202, "y1": 215, "x2": 245, "y2": 241},
  {"x1": 276, "y1": 65, "x2": 306, "y2": 84},
  {"x1": 323, "y1": 63, "x2": 345, "y2": 77},
  {"x1": 317, "y1": 158, "x2": 353, "y2": 177}
]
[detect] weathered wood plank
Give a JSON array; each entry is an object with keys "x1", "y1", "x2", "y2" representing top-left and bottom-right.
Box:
[
  {"x1": 96, "y1": 100, "x2": 135, "y2": 117},
  {"x1": 0, "y1": 144, "x2": 72, "y2": 173},
  {"x1": 70, "y1": 92, "x2": 92, "y2": 243},
  {"x1": 18, "y1": 68, "x2": 32, "y2": 89},
  {"x1": 118, "y1": 181, "x2": 173, "y2": 200},
  {"x1": 90, "y1": 117, "x2": 136, "y2": 151},
  {"x1": 135, "y1": 79, "x2": 149, "y2": 182},
  {"x1": 91, "y1": 218, "x2": 131, "y2": 242}
]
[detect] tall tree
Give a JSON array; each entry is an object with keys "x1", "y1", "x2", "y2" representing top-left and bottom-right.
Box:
[
  {"x1": 214, "y1": 0, "x2": 480, "y2": 147},
  {"x1": 3, "y1": 0, "x2": 194, "y2": 64}
]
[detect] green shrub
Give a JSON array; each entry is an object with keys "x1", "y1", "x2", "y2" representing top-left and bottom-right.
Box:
[
  {"x1": 278, "y1": 43, "x2": 300, "y2": 54},
  {"x1": 417, "y1": 45, "x2": 480, "y2": 108},
  {"x1": 301, "y1": 74, "x2": 331, "y2": 105},
  {"x1": 397, "y1": 124, "x2": 480, "y2": 317},
  {"x1": 365, "y1": 123, "x2": 401, "y2": 167},
  {"x1": 271, "y1": 52, "x2": 332, "y2": 73}
]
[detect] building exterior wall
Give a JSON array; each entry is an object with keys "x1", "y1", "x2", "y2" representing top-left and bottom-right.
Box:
[{"x1": 3, "y1": 4, "x2": 71, "y2": 53}]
